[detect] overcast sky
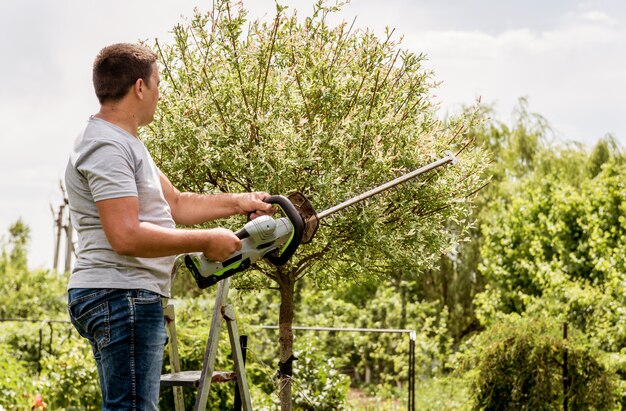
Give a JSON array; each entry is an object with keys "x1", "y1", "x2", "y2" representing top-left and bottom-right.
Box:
[{"x1": 1, "y1": 0, "x2": 624, "y2": 270}]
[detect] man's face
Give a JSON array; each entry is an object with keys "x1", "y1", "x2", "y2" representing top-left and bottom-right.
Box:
[{"x1": 141, "y1": 62, "x2": 161, "y2": 126}]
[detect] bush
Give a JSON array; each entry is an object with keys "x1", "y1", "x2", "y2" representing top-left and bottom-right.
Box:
[
  {"x1": 0, "y1": 343, "x2": 37, "y2": 410},
  {"x1": 461, "y1": 315, "x2": 619, "y2": 410},
  {"x1": 0, "y1": 220, "x2": 67, "y2": 320},
  {"x1": 0, "y1": 322, "x2": 43, "y2": 373},
  {"x1": 37, "y1": 333, "x2": 101, "y2": 410},
  {"x1": 292, "y1": 337, "x2": 351, "y2": 410}
]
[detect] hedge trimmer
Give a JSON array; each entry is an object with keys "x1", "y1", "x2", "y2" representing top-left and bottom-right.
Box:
[{"x1": 180, "y1": 151, "x2": 457, "y2": 288}]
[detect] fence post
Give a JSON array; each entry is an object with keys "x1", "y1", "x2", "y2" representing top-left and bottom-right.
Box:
[
  {"x1": 563, "y1": 322, "x2": 568, "y2": 411},
  {"x1": 408, "y1": 330, "x2": 415, "y2": 411},
  {"x1": 38, "y1": 319, "x2": 49, "y2": 374}
]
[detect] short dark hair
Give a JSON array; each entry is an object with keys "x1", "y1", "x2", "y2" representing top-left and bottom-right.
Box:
[{"x1": 92, "y1": 43, "x2": 158, "y2": 104}]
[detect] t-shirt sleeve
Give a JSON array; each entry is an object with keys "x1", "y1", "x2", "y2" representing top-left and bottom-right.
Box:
[{"x1": 76, "y1": 140, "x2": 138, "y2": 202}]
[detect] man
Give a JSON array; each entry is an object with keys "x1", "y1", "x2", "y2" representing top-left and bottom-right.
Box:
[{"x1": 65, "y1": 43, "x2": 273, "y2": 410}]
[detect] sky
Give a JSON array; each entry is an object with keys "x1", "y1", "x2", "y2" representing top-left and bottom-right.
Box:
[{"x1": 1, "y1": 0, "x2": 625, "y2": 270}]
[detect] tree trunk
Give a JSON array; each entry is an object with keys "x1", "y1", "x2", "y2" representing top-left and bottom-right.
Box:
[{"x1": 278, "y1": 276, "x2": 295, "y2": 411}]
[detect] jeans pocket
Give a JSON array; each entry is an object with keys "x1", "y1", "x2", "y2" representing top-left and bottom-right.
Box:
[
  {"x1": 133, "y1": 290, "x2": 162, "y2": 305},
  {"x1": 69, "y1": 292, "x2": 111, "y2": 351}
]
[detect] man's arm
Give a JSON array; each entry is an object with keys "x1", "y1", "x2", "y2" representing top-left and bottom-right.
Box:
[
  {"x1": 159, "y1": 172, "x2": 274, "y2": 225},
  {"x1": 96, "y1": 196, "x2": 241, "y2": 261}
]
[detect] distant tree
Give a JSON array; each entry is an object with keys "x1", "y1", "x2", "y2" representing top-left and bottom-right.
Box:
[
  {"x1": 2, "y1": 218, "x2": 29, "y2": 270},
  {"x1": 409, "y1": 99, "x2": 554, "y2": 342},
  {"x1": 587, "y1": 135, "x2": 622, "y2": 178},
  {"x1": 476, "y1": 142, "x2": 626, "y2": 354},
  {"x1": 145, "y1": 1, "x2": 489, "y2": 407},
  {"x1": 0, "y1": 220, "x2": 66, "y2": 319},
  {"x1": 421, "y1": 100, "x2": 626, "y2": 346}
]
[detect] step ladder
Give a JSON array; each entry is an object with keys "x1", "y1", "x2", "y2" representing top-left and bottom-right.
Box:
[{"x1": 160, "y1": 277, "x2": 253, "y2": 410}]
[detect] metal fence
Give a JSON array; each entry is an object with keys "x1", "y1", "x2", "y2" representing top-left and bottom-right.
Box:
[
  {"x1": 259, "y1": 325, "x2": 417, "y2": 411},
  {"x1": 0, "y1": 318, "x2": 72, "y2": 373},
  {"x1": 1, "y1": 318, "x2": 417, "y2": 409}
]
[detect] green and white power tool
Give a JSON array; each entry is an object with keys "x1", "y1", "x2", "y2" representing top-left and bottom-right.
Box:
[{"x1": 182, "y1": 195, "x2": 304, "y2": 289}]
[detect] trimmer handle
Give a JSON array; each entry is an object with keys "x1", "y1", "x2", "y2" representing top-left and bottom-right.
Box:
[{"x1": 262, "y1": 195, "x2": 304, "y2": 266}]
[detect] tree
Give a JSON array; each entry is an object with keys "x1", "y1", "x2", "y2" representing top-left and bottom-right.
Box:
[
  {"x1": 412, "y1": 98, "x2": 555, "y2": 342},
  {"x1": 476, "y1": 141, "x2": 626, "y2": 354},
  {"x1": 0, "y1": 220, "x2": 67, "y2": 320},
  {"x1": 2, "y1": 218, "x2": 30, "y2": 271},
  {"x1": 145, "y1": 1, "x2": 489, "y2": 407}
]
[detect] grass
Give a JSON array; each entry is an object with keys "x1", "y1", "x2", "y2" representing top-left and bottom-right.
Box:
[{"x1": 346, "y1": 376, "x2": 472, "y2": 411}]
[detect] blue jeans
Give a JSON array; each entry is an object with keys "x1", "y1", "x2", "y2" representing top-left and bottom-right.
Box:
[{"x1": 68, "y1": 288, "x2": 167, "y2": 410}]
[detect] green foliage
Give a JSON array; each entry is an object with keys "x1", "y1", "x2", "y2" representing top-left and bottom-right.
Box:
[
  {"x1": 232, "y1": 281, "x2": 453, "y2": 397},
  {"x1": 0, "y1": 221, "x2": 100, "y2": 410},
  {"x1": 462, "y1": 315, "x2": 619, "y2": 410},
  {"x1": 412, "y1": 98, "x2": 555, "y2": 343},
  {"x1": 0, "y1": 322, "x2": 46, "y2": 373},
  {"x1": 37, "y1": 334, "x2": 101, "y2": 410},
  {"x1": 587, "y1": 135, "x2": 622, "y2": 178},
  {"x1": 0, "y1": 343, "x2": 36, "y2": 410},
  {"x1": 292, "y1": 338, "x2": 351, "y2": 410},
  {"x1": 0, "y1": 267, "x2": 67, "y2": 320},
  {"x1": 0, "y1": 220, "x2": 67, "y2": 320},
  {"x1": 1, "y1": 218, "x2": 29, "y2": 270},
  {"x1": 413, "y1": 376, "x2": 471, "y2": 411},
  {"x1": 476, "y1": 159, "x2": 626, "y2": 351}
]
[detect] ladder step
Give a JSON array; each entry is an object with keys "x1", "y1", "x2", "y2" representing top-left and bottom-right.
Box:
[{"x1": 160, "y1": 370, "x2": 237, "y2": 387}]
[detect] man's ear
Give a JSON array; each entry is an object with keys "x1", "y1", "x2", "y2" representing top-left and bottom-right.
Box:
[{"x1": 134, "y1": 78, "x2": 144, "y2": 99}]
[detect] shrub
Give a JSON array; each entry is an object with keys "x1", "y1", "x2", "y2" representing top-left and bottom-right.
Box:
[
  {"x1": 0, "y1": 343, "x2": 37, "y2": 410},
  {"x1": 461, "y1": 315, "x2": 619, "y2": 410},
  {"x1": 292, "y1": 337, "x2": 351, "y2": 410},
  {"x1": 0, "y1": 220, "x2": 67, "y2": 320},
  {"x1": 37, "y1": 332, "x2": 101, "y2": 410}
]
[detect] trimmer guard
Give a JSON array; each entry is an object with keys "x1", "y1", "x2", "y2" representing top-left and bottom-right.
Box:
[{"x1": 287, "y1": 192, "x2": 319, "y2": 244}]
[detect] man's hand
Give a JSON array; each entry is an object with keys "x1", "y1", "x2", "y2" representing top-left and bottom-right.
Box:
[
  {"x1": 237, "y1": 192, "x2": 276, "y2": 219},
  {"x1": 202, "y1": 228, "x2": 242, "y2": 262}
]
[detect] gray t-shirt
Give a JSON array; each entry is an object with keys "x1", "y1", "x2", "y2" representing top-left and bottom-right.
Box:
[{"x1": 65, "y1": 116, "x2": 175, "y2": 297}]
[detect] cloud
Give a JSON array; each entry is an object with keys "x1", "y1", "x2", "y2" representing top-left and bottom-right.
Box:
[
  {"x1": 397, "y1": 8, "x2": 626, "y2": 145},
  {"x1": 568, "y1": 10, "x2": 618, "y2": 27}
]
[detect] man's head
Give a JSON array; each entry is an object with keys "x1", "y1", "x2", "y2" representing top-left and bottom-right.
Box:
[{"x1": 93, "y1": 43, "x2": 158, "y2": 104}]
